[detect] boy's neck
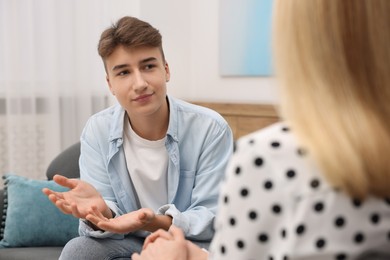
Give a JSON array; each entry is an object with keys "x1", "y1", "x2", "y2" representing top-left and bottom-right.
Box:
[{"x1": 126, "y1": 104, "x2": 169, "y2": 141}]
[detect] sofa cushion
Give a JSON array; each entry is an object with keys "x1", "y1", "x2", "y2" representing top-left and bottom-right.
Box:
[{"x1": 0, "y1": 174, "x2": 79, "y2": 248}]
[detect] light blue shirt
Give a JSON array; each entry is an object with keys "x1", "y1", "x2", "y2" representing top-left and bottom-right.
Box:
[{"x1": 78, "y1": 96, "x2": 233, "y2": 242}]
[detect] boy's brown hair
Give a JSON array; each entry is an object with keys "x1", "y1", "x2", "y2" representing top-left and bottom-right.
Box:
[{"x1": 98, "y1": 16, "x2": 165, "y2": 67}]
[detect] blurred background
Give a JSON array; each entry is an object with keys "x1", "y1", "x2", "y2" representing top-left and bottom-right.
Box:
[{"x1": 0, "y1": 0, "x2": 278, "y2": 182}]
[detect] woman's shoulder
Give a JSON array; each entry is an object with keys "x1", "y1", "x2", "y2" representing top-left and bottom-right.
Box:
[
  {"x1": 234, "y1": 122, "x2": 300, "y2": 160},
  {"x1": 238, "y1": 122, "x2": 291, "y2": 143},
  {"x1": 231, "y1": 121, "x2": 324, "y2": 196}
]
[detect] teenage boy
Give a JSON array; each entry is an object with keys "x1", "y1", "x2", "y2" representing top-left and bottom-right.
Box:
[{"x1": 43, "y1": 16, "x2": 233, "y2": 259}]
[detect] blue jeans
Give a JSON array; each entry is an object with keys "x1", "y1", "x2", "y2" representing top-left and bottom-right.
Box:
[
  {"x1": 59, "y1": 235, "x2": 145, "y2": 260},
  {"x1": 59, "y1": 235, "x2": 211, "y2": 260}
]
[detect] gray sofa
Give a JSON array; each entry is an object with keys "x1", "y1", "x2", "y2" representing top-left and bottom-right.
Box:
[{"x1": 0, "y1": 142, "x2": 80, "y2": 260}]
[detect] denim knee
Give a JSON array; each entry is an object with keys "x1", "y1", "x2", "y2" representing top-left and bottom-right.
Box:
[{"x1": 59, "y1": 236, "x2": 141, "y2": 260}]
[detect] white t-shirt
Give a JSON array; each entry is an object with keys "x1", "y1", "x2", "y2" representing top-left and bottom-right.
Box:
[{"x1": 123, "y1": 119, "x2": 168, "y2": 212}]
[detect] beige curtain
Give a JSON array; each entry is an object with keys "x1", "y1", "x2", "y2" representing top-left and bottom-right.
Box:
[{"x1": 0, "y1": 0, "x2": 139, "y2": 182}]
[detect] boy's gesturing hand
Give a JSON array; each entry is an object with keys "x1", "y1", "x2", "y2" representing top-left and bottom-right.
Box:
[
  {"x1": 86, "y1": 207, "x2": 155, "y2": 233},
  {"x1": 42, "y1": 174, "x2": 112, "y2": 219}
]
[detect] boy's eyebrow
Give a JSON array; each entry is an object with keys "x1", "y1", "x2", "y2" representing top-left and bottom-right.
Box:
[
  {"x1": 111, "y1": 57, "x2": 158, "y2": 72},
  {"x1": 139, "y1": 57, "x2": 158, "y2": 64},
  {"x1": 111, "y1": 64, "x2": 129, "y2": 72}
]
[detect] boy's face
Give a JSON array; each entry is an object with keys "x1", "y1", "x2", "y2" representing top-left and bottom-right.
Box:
[{"x1": 105, "y1": 45, "x2": 170, "y2": 119}]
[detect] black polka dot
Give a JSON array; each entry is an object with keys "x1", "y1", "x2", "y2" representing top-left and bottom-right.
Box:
[
  {"x1": 297, "y1": 148, "x2": 307, "y2": 156},
  {"x1": 248, "y1": 210, "x2": 258, "y2": 220},
  {"x1": 264, "y1": 180, "x2": 273, "y2": 190},
  {"x1": 313, "y1": 202, "x2": 325, "y2": 213},
  {"x1": 385, "y1": 198, "x2": 390, "y2": 206},
  {"x1": 268, "y1": 256, "x2": 274, "y2": 260},
  {"x1": 281, "y1": 228, "x2": 287, "y2": 239},
  {"x1": 335, "y1": 253, "x2": 347, "y2": 260},
  {"x1": 254, "y1": 157, "x2": 264, "y2": 167},
  {"x1": 310, "y1": 178, "x2": 320, "y2": 189},
  {"x1": 229, "y1": 217, "x2": 236, "y2": 226},
  {"x1": 235, "y1": 166, "x2": 241, "y2": 175},
  {"x1": 296, "y1": 224, "x2": 305, "y2": 235},
  {"x1": 272, "y1": 204, "x2": 282, "y2": 214},
  {"x1": 283, "y1": 255, "x2": 289, "y2": 260},
  {"x1": 387, "y1": 231, "x2": 390, "y2": 241},
  {"x1": 249, "y1": 139, "x2": 255, "y2": 145},
  {"x1": 354, "y1": 232, "x2": 365, "y2": 244},
  {"x1": 258, "y1": 233, "x2": 268, "y2": 243},
  {"x1": 271, "y1": 141, "x2": 280, "y2": 148},
  {"x1": 370, "y1": 213, "x2": 380, "y2": 225},
  {"x1": 240, "y1": 188, "x2": 249, "y2": 197},
  {"x1": 286, "y1": 169, "x2": 296, "y2": 179},
  {"x1": 334, "y1": 216, "x2": 346, "y2": 228},
  {"x1": 352, "y1": 198, "x2": 362, "y2": 208},
  {"x1": 315, "y1": 238, "x2": 326, "y2": 249},
  {"x1": 223, "y1": 195, "x2": 229, "y2": 204},
  {"x1": 237, "y1": 240, "x2": 245, "y2": 249},
  {"x1": 220, "y1": 245, "x2": 226, "y2": 254},
  {"x1": 233, "y1": 142, "x2": 237, "y2": 153},
  {"x1": 282, "y1": 126, "x2": 290, "y2": 132}
]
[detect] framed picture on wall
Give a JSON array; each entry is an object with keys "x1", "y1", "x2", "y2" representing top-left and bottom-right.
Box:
[{"x1": 219, "y1": 0, "x2": 273, "y2": 77}]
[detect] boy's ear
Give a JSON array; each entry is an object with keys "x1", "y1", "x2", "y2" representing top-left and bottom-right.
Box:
[
  {"x1": 106, "y1": 75, "x2": 115, "y2": 95},
  {"x1": 165, "y1": 62, "x2": 171, "y2": 82}
]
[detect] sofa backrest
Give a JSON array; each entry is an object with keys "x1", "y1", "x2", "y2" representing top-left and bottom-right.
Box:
[{"x1": 46, "y1": 142, "x2": 81, "y2": 180}]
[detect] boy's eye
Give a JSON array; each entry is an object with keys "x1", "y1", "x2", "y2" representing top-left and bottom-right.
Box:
[
  {"x1": 118, "y1": 70, "x2": 129, "y2": 76},
  {"x1": 144, "y1": 64, "x2": 156, "y2": 70}
]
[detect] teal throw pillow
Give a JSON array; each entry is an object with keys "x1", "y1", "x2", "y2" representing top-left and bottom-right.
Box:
[{"x1": 0, "y1": 174, "x2": 79, "y2": 248}]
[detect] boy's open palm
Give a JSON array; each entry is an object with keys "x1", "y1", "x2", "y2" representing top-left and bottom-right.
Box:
[
  {"x1": 42, "y1": 174, "x2": 110, "y2": 219},
  {"x1": 86, "y1": 207, "x2": 155, "y2": 234}
]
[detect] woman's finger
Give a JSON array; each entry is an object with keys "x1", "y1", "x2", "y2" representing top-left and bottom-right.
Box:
[
  {"x1": 131, "y1": 253, "x2": 141, "y2": 260},
  {"x1": 169, "y1": 225, "x2": 185, "y2": 241},
  {"x1": 143, "y1": 229, "x2": 173, "y2": 250}
]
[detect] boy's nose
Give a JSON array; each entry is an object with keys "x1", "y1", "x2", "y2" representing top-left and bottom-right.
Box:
[{"x1": 133, "y1": 72, "x2": 148, "y2": 91}]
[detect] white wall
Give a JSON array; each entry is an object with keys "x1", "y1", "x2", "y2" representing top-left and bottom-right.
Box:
[{"x1": 140, "y1": 0, "x2": 279, "y2": 104}]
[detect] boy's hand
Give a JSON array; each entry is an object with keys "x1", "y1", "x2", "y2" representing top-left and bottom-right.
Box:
[
  {"x1": 86, "y1": 207, "x2": 155, "y2": 233},
  {"x1": 42, "y1": 174, "x2": 112, "y2": 219}
]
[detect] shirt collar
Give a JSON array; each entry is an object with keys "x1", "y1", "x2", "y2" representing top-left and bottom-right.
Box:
[{"x1": 109, "y1": 95, "x2": 178, "y2": 144}]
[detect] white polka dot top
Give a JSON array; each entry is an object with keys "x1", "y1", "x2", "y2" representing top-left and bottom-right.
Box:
[{"x1": 209, "y1": 122, "x2": 390, "y2": 260}]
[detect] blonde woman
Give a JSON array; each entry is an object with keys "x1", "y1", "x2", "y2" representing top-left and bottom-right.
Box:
[{"x1": 133, "y1": 0, "x2": 390, "y2": 259}]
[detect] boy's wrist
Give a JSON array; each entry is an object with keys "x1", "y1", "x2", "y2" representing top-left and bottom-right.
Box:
[{"x1": 143, "y1": 214, "x2": 173, "y2": 232}]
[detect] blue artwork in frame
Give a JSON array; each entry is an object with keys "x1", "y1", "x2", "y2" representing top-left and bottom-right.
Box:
[{"x1": 219, "y1": 0, "x2": 273, "y2": 77}]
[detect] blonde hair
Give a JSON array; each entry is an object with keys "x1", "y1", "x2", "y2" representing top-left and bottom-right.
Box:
[{"x1": 273, "y1": 0, "x2": 390, "y2": 199}]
